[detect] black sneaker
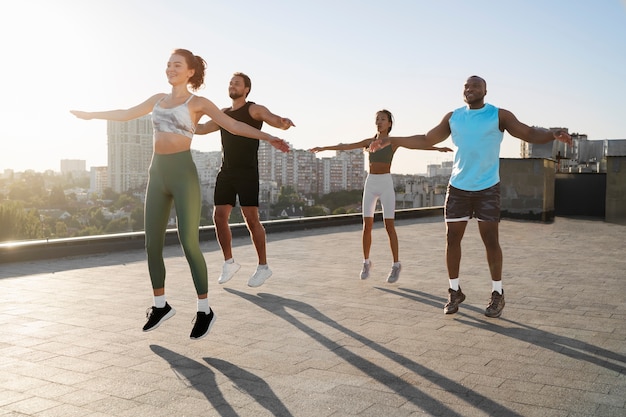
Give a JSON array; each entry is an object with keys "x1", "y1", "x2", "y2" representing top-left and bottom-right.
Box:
[
  {"x1": 485, "y1": 290, "x2": 505, "y2": 318},
  {"x1": 443, "y1": 287, "x2": 466, "y2": 314},
  {"x1": 190, "y1": 309, "x2": 216, "y2": 340},
  {"x1": 143, "y1": 302, "x2": 176, "y2": 331}
]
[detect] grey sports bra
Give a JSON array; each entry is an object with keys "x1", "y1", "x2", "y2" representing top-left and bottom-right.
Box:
[{"x1": 152, "y1": 94, "x2": 195, "y2": 139}]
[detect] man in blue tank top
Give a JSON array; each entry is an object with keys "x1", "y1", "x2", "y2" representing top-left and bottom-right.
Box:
[
  {"x1": 370, "y1": 75, "x2": 572, "y2": 318},
  {"x1": 196, "y1": 73, "x2": 294, "y2": 288}
]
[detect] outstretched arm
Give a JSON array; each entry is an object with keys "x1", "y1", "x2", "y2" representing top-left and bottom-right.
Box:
[
  {"x1": 369, "y1": 113, "x2": 453, "y2": 152},
  {"x1": 70, "y1": 94, "x2": 163, "y2": 121},
  {"x1": 249, "y1": 104, "x2": 295, "y2": 130},
  {"x1": 499, "y1": 109, "x2": 572, "y2": 145},
  {"x1": 195, "y1": 120, "x2": 220, "y2": 135},
  {"x1": 194, "y1": 97, "x2": 290, "y2": 152},
  {"x1": 309, "y1": 138, "x2": 372, "y2": 153}
]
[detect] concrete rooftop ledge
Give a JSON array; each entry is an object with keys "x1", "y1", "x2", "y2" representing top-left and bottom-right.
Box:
[{"x1": 0, "y1": 207, "x2": 443, "y2": 264}]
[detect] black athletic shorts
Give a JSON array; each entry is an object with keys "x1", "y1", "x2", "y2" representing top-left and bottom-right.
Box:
[
  {"x1": 444, "y1": 182, "x2": 501, "y2": 222},
  {"x1": 214, "y1": 169, "x2": 259, "y2": 207}
]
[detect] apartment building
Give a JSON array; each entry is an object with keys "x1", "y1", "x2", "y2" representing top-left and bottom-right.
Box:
[{"x1": 107, "y1": 115, "x2": 153, "y2": 193}]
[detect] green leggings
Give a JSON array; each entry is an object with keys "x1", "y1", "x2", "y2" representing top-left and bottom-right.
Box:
[{"x1": 144, "y1": 151, "x2": 208, "y2": 295}]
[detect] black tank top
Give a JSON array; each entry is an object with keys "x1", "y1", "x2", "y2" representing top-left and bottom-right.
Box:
[{"x1": 220, "y1": 101, "x2": 264, "y2": 171}]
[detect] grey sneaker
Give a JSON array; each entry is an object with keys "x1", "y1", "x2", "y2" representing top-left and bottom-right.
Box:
[
  {"x1": 485, "y1": 290, "x2": 505, "y2": 318},
  {"x1": 360, "y1": 261, "x2": 372, "y2": 280},
  {"x1": 248, "y1": 265, "x2": 272, "y2": 287},
  {"x1": 218, "y1": 261, "x2": 241, "y2": 284},
  {"x1": 386, "y1": 263, "x2": 402, "y2": 283},
  {"x1": 443, "y1": 287, "x2": 466, "y2": 315}
]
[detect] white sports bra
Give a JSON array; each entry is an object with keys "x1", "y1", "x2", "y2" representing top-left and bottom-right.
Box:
[{"x1": 151, "y1": 94, "x2": 195, "y2": 139}]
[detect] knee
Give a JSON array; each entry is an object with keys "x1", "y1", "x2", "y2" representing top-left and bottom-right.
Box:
[{"x1": 213, "y1": 211, "x2": 228, "y2": 225}]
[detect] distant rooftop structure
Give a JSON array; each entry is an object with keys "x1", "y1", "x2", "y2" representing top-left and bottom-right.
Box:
[{"x1": 520, "y1": 130, "x2": 626, "y2": 173}]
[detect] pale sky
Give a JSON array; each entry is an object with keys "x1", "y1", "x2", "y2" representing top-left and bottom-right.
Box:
[{"x1": 2, "y1": 0, "x2": 625, "y2": 175}]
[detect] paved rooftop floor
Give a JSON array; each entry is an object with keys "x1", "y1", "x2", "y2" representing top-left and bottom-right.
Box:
[{"x1": 1, "y1": 217, "x2": 625, "y2": 417}]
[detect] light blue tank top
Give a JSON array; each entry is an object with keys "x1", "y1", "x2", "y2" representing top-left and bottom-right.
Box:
[
  {"x1": 151, "y1": 94, "x2": 195, "y2": 139},
  {"x1": 449, "y1": 103, "x2": 503, "y2": 191}
]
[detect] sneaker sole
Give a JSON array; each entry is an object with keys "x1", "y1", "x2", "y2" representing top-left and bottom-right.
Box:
[
  {"x1": 443, "y1": 294, "x2": 466, "y2": 315},
  {"x1": 444, "y1": 306, "x2": 459, "y2": 315},
  {"x1": 190, "y1": 313, "x2": 216, "y2": 340},
  {"x1": 386, "y1": 271, "x2": 401, "y2": 283},
  {"x1": 360, "y1": 263, "x2": 372, "y2": 280},
  {"x1": 218, "y1": 264, "x2": 241, "y2": 284},
  {"x1": 143, "y1": 308, "x2": 176, "y2": 332},
  {"x1": 484, "y1": 305, "x2": 504, "y2": 318},
  {"x1": 248, "y1": 271, "x2": 272, "y2": 288}
]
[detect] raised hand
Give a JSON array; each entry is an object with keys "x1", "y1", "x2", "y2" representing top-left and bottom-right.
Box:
[
  {"x1": 553, "y1": 130, "x2": 572, "y2": 146},
  {"x1": 269, "y1": 137, "x2": 291, "y2": 153},
  {"x1": 279, "y1": 117, "x2": 296, "y2": 130},
  {"x1": 70, "y1": 110, "x2": 91, "y2": 120},
  {"x1": 368, "y1": 136, "x2": 390, "y2": 153}
]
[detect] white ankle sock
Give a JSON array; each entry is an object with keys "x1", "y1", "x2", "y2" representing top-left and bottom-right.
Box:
[
  {"x1": 492, "y1": 280, "x2": 503, "y2": 294},
  {"x1": 154, "y1": 295, "x2": 166, "y2": 308},
  {"x1": 449, "y1": 278, "x2": 460, "y2": 291},
  {"x1": 363, "y1": 259, "x2": 370, "y2": 264},
  {"x1": 225, "y1": 258, "x2": 234, "y2": 264},
  {"x1": 197, "y1": 298, "x2": 210, "y2": 313}
]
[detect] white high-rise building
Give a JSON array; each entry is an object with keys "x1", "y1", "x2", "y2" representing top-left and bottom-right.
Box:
[
  {"x1": 107, "y1": 115, "x2": 153, "y2": 193},
  {"x1": 89, "y1": 166, "x2": 108, "y2": 195},
  {"x1": 60, "y1": 159, "x2": 86, "y2": 175}
]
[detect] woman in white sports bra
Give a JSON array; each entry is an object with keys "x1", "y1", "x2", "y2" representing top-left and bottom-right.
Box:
[
  {"x1": 309, "y1": 110, "x2": 451, "y2": 284},
  {"x1": 71, "y1": 48, "x2": 290, "y2": 340}
]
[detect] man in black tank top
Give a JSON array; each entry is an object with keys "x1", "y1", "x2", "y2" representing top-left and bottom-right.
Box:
[{"x1": 196, "y1": 72, "x2": 294, "y2": 288}]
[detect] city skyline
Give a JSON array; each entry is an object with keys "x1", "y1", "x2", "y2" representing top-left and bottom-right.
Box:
[{"x1": 2, "y1": 1, "x2": 625, "y2": 174}]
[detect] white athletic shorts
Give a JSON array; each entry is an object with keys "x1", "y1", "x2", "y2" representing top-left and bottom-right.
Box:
[{"x1": 362, "y1": 173, "x2": 396, "y2": 219}]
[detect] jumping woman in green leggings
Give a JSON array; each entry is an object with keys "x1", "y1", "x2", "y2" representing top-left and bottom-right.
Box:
[{"x1": 71, "y1": 48, "x2": 290, "y2": 339}]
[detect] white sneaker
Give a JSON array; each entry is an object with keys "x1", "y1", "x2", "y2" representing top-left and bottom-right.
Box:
[
  {"x1": 360, "y1": 261, "x2": 372, "y2": 280},
  {"x1": 248, "y1": 265, "x2": 272, "y2": 288},
  {"x1": 218, "y1": 261, "x2": 241, "y2": 284},
  {"x1": 386, "y1": 263, "x2": 402, "y2": 283}
]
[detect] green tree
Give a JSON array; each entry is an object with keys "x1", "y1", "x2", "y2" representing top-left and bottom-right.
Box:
[
  {"x1": 54, "y1": 221, "x2": 69, "y2": 238},
  {"x1": 273, "y1": 186, "x2": 307, "y2": 217},
  {"x1": 102, "y1": 187, "x2": 119, "y2": 201},
  {"x1": 0, "y1": 201, "x2": 42, "y2": 241},
  {"x1": 105, "y1": 217, "x2": 132, "y2": 233},
  {"x1": 304, "y1": 205, "x2": 327, "y2": 217},
  {"x1": 315, "y1": 189, "x2": 362, "y2": 212},
  {"x1": 48, "y1": 186, "x2": 67, "y2": 208},
  {"x1": 131, "y1": 206, "x2": 144, "y2": 231}
]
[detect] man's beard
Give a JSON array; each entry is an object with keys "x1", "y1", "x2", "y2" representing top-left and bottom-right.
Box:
[{"x1": 229, "y1": 91, "x2": 244, "y2": 100}]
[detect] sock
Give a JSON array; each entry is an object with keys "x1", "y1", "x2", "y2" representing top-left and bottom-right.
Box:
[
  {"x1": 393, "y1": 261, "x2": 401, "y2": 267},
  {"x1": 449, "y1": 278, "x2": 460, "y2": 291},
  {"x1": 492, "y1": 280, "x2": 503, "y2": 295},
  {"x1": 257, "y1": 264, "x2": 269, "y2": 270},
  {"x1": 363, "y1": 259, "x2": 370, "y2": 264},
  {"x1": 197, "y1": 298, "x2": 210, "y2": 313},
  {"x1": 154, "y1": 295, "x2": 166, "y2": 308},
  {"x1": 225, "y1": 258, "x2": 234, "y2": 264}
]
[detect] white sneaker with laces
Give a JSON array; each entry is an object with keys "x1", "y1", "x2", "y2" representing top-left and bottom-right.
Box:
[
  {"x1": 386, "y1": 263, "x2": 402, "y2": 283},
  {"x1": 360, "y1": 261, "x2": 372, "y2": 280},
  {"x1": 248, "y1": 265, "x2": 272, "y2": 287},
  {"x1": 218, "y1": 261, "x2": 241, "y2": 284}
]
